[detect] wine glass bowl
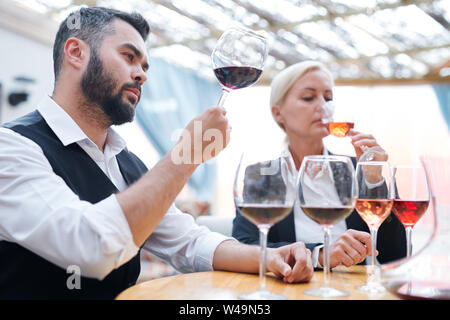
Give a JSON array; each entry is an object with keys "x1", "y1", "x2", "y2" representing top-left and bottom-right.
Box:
[
  {"x1": 327, "y1": 122, "x2": 355, "y2": 138},
  {"x1": 234, "y1": 151, "x2": 296, "y2": 300},
  {"x1": 321, "y1": 101, "x2": 375, "y2": 160},
  {"x1": 381, "y1": 154, "x2": 450, "y2": 300},
  {"x1": 321, "y1": 101, "x2": 354, "y2": 138},
  {"x1": 211, "y1": 27, "x2": 269, "y2": 108},
  {"x1": 355, "y1": 161, "x2": 394, "y2": 294},
  {"x1": 392, "y1": 165, "x2": 430, "y2": 258},
  {"x1": 298, "y1": 155, "x2": 357, "y2": 298}
]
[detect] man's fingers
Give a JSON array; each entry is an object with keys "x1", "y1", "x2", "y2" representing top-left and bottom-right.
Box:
[
  {"x1": 272, "y1": 258, "x2": 292, "y2": 279},
  {"x1": 286, "y1": 247, "x2": 313, "y2": 283}
]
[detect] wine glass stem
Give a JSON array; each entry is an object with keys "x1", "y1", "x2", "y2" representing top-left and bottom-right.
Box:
[
  {"x1": 217, "y1": 88, "x2": 230, "y2": 110},
  {"x1": 405, "y1": 226, "x2": 413, "y2": 258},
  {"x1": 369, "y1": 227, "x2": 378, "y2": 283},
  {"x1": 323, "y1": 225, "x2": 332, "y2": 287},
  {"x1": 259, "y1": 226, "x2": 269, "y2": 292}
]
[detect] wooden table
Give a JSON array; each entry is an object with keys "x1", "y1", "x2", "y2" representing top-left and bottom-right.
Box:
[{"x1": 116, "y1": 265, "x2": 399, "y2": 300}]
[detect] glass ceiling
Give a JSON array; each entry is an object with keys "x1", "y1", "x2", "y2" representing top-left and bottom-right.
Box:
[{"x1": 10, "y1": 0, "x2": 450, "y2": 85}]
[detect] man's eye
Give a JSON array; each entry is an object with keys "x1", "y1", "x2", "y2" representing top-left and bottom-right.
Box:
[
  {"x1": 302, "y1": 97, "x2": 313, "y2": 101},
  {"x1": 325, "y1": 98, "x2": 333, "y2": 102},
  {"x1": 125, "y1": 53, "x2": 134, "y2": 61}
]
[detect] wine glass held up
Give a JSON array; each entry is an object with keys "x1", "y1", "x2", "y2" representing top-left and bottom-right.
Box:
[
  {"x1": 234, "y1": 151, "x2": 296, "y2": 300},
  {"x1": 211, "y1": 27, "x2": 269, "y2": 110},
  {"x1": 392, "y1": 165, "x2": 430, "y2": 258},
  {"x1": 298, "y1": 155, "x2": 357, "y2": 298},
  {"x1": 355, "y1": 161, "x2": 394, "y2": 294},
  {"x1": 321, "y1": 101, "x2": 386, "y2": 162},
  {"x1": 321, "y1": 101, "x2": 354, "y2": 138}
]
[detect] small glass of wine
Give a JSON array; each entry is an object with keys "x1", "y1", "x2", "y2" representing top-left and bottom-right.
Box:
[
  {"x1": 321, "y1": 101, "x2": 354, "y2": 138},
  {"x1": 234, "y1": 149, "x2": 296, "y2": 300},
  {"x1": 298, "y1": 155, "x2": 357, "y2": 298},
  {"x1": 392, "y1": 165, "x2": 430, "y2": 258},
  {"x1": 211, "y1": 26, "x2": 269, "y2": 109},
  {"x1": 321, "y1": 101, "x2": 375, "y2": 161},
  {"x1": 355, "y1": 161, "x2": 394, "y2": 294}
]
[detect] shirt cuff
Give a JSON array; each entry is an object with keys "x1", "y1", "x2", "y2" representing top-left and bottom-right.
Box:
[
  {"x1": 193, "y1": 232, "x2": 237, "y2": 272},
  {"x1": 312, "y1": 244, "x2": 324, "y2": 268}
]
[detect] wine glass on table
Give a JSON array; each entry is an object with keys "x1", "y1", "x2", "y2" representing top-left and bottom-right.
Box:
[
  {"x1": 355, "y1": 161, "x2": 394, "y2": 294},
  {"x1": 392, "y1": 165, "x2": 430, "y2": 258},
  {"x1": 234, "y1": 150, "x2": 296, "y2": 300},
  {"x1": 298, "y1": 155, "x2": 357, "y2": 298},
  {"x1": 211, "y1": 26, "x2": 269, "y2": 109},
  {"x1": 321, "y1": 101, "x2": 375, "y2": 161}
]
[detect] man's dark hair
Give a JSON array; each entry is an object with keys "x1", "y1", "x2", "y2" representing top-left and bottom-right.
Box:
[{"x1": 53, "y1": 7, "x2": 150, "y2": 81}]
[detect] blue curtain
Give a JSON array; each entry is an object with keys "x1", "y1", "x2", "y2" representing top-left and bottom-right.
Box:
[
  {"x1": 432, "y1": 83, "x2": 450, "y2": 130},
  {"x1": 136, "y1": 57, "x2": 222, "y2": 200}
]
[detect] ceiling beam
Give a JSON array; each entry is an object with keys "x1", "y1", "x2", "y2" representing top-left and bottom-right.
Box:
[
  {"x1": 256, "y1": 0, "x2": 437, "y2": 33},
  {"x1": 334, "y1": 74, "x2": 450, "y2": 86},
  {"x1": 418, "y1": 3, "x2": 450, "y2": 31},
  {"x1": 333, "y1": 43, "x2": 450, "y2": 64},
  {"x1": 256, "y1": 72, "x2": 450, "y2": 86}
]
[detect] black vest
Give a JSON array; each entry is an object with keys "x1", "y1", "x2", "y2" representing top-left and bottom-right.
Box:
[{"x1": 0, "y1": 110, "x2": 147, "y2": 299}]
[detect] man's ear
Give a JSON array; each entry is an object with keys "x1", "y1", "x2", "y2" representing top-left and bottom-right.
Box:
[
  {"x1": 63, "y1": 37, "x2": 89, "y2": 71},
  {"x1": 271, "y1": 104, "x2": 284, "y2": 126}
]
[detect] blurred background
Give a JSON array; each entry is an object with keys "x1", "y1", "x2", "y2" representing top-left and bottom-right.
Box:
[{"x1": 1, "y1": 0, "x2": 449, "y2": 280}]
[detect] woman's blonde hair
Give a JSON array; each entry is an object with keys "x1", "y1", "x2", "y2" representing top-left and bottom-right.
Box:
[{"x1": 270, "y1": 60, "x2": 334, "y2": 108}]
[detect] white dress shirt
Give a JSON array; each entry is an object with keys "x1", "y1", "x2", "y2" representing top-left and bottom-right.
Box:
[
  {"x1": 0, "y1": 95, "x2": 233, "y2": 280},
  {"x1": 282, "y1": 147, "x2": 348, "y2": 267}
]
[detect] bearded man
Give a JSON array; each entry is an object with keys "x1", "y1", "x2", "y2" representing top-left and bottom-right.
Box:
[{"x1": 0, "y1": 7, "x2": 313, "y2": 299}]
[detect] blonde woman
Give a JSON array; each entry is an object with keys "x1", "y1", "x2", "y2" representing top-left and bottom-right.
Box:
[{"x1": 232, "y1": 61, "x2": 406, "y2": 268}]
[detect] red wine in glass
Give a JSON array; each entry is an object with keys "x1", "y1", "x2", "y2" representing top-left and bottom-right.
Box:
[
  {"x1": 211, "y1": 27, "x2": 268, "y2": 109},
  {"x1": 393, "y1": 200, "x2": 429, "y2": 228},
  {"x1": 214, "y1": 66, "x2": 262, "y2": 90},
  {"x1": 392, "y1": 165, "x2": 430, "y2": 258}
]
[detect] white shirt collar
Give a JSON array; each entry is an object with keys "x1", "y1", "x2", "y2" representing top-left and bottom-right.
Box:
[
  {"x1": 37, "y1": 95, "x2": 127, "y2": 155},
  {"x1": 281, "y1": 144, "x2": 330, "y2": 174}
]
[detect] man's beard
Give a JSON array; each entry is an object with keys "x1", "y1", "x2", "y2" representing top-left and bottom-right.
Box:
[{"x1": 80, "y1": 48, "x2": 141, "y2": 126}]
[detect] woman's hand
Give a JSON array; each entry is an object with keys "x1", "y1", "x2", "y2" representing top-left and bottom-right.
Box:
[
  {"x1": 348, "y1": 130, "x2": 388, "y2": 162},
  {"x1": 318, "y1": 229, "x2": 378, "y2": 268}
]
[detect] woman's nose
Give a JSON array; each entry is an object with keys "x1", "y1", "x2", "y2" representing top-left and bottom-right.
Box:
[{"x1": 316, "y1": 98, "x2": 327, "y2": 112}]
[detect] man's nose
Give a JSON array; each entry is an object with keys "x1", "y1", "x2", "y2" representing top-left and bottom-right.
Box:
[{"x1": 132, "y1": 67, "x2": 147, "y2": 86}]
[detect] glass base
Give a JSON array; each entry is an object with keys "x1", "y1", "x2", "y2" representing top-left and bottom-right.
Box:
[
  {"x1": 238, "y1": 290, "x2": 287, "y2": 300},
  {"x1": 304, "y1": 286, "x2": 350, "y2": 298},
  {"x1": 356, "y1": 282, "x2": 386, "y2": 294}
]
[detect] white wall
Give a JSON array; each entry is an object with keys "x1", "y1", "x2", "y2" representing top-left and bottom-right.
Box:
[{"x1": 0, "y1": 27, "x2": 54, "y2": 123}]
